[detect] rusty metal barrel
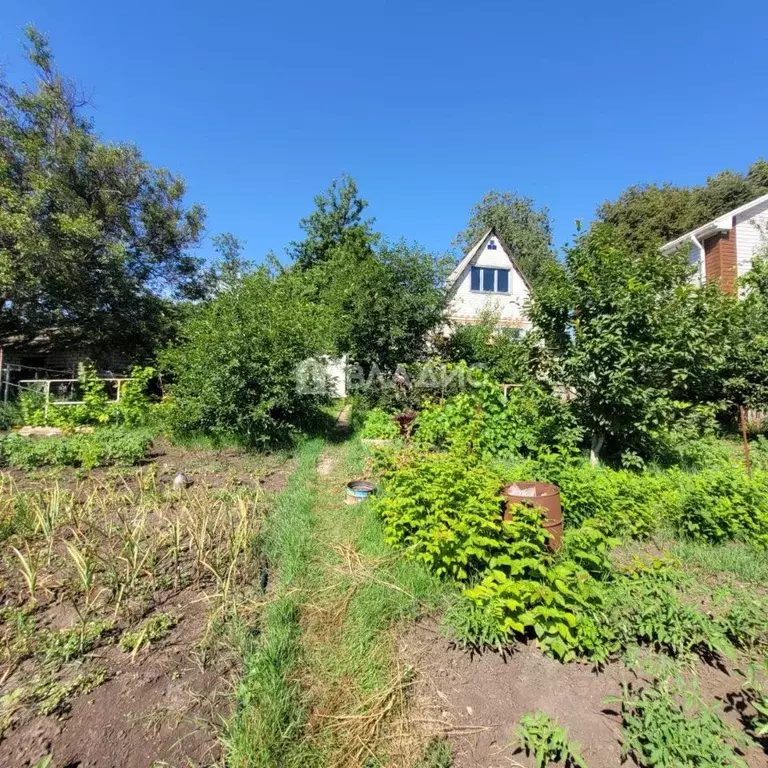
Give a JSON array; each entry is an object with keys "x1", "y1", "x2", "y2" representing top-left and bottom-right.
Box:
[{"x1": 501, "y1": 481, "x2": 563, "y2": 552}]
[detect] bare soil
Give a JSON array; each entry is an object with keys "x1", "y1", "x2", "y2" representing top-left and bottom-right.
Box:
[
  {"x1": 0, "y1": 591, "x2": 233, "y2": 768},
  {"x1": 0, "y1": 441, "x2": 293, "y2": 768},
  {"x1": 4, "y1": 435, "x2": 294, "y2": 496},
  {"x1": 403, "y1": 621, "x2": 768, "y2": 768}
]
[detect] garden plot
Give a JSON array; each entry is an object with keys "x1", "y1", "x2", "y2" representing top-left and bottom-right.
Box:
[{"x1": 0, "y1": 448, "x2": 287, "y2": 768}]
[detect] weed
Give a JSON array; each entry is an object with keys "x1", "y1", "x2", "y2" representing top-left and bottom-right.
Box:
[
  {"x1": 39, "y1": 621, "x2": 112, "y2": 665},
  {"x1": 611, "y1": 676, "x2": 749, "y2": 768},
  {"x1": 359, "y1": 409, "x2": 400, "y2": 440},
  {"x1": 32, "y1": 667, "x2": 107, "y2": 715},
  {"x1": 0, "y1": 687, "x2": 24, "y2": 737},
  {"x1": 119, "y1": 613, "x2": 178, "y2": 657},
  {"x1": 415, "y1": 738, "x2": 452, "y2": 768},
  {"x1": 513, "y1": 711, "x2": 588, "y2": 768}
]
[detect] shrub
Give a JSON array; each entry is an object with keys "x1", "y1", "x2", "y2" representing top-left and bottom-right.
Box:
[
  {"x1": 162, "y1": 268, "x2": 331, "y2": 446},
  {"x1": 0, "y1": 402, "x2": 21, "y2": 430},
  {"x1": 0, "y1": 427, "x2": 152, "y2": 469},
  {"x1": 414, "y1": 374, "x2": 581, "y2": 460},
  {"x1": 460, "y1": 555, "x2": 609, "y2": 661},
  {"x1": 19, "y1": 364, "x2": 156, "y2": 429},
  {"x1": 547, "y1": 462, "x2": 681, "y2": 539},
  {"x1": 359, "y1": 408, "x2": 400, "y2": 440},
  {"x1": 437, "y1": 309, "x2": 530, "y2": 384},
  {"x1": 674, "y1": 467, "x2": 768, "y2": 548},
  {"x1": 375, "y1": 450, "x2": 543, "y2": 581}
]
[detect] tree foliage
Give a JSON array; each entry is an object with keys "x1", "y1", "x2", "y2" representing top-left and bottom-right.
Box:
[
  {"x1": 530, "y1": 225, "x2": 731, "y2": 464},
  {"x1": 596, "y1": 160, "x2": 768, "y2": 256},
  {"x1": 724, "y1": 254, "x2": 768, "y2": 411},
  {"x1": 454, "y1": 190, "x2": 557, "y2": 289},
  {"x1": 162, "y1": 268, "x2": 330, "y2": 445},
  {"x1": 436, "y1": 308, "x2": 530, "y2": 383},
  {"x1": 0, "y1": 26, "x2": 205, "y2": 359},
  {"x1": 292, "y1": 176, "x2": 449, "y2": 372},
  {"x1": 290, "y1": 173, "x2": 376, "y2": 270}
]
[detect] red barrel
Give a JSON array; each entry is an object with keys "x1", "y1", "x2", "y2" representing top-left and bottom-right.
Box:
[{"x1": 501, "y1": 481, "x2": 563, "y2": 552}]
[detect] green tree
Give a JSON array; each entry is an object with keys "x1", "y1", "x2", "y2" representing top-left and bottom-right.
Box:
[
  {"x1": 596, "y1": 160, "x2": 768, "y2": 256},
  {"x1": 292, "y1": 175, "x2": 449, "y2": 372},
  {"x1": 725, "y1": 254, "x2": 768, "y2": 411},
  {"x1": 162, "y1": 268, "x2": 331, "y2": 445},
  {"x1": 0, "y1": 26, "x2": 205, "y2": 360},
  {"x1": 437, "y1": 308, "x2": 530, "y2": 383},
  {"x1": 530, "y1": 225, "x2": 731, "y2": 464},
  {"x1": 454, "y1": 191, "x2": 557, "y2": 290},
  {"x1": 205, "y1": 232, "x2": 253, "y2": 294},
  {"x1": 290, "y1": 173, "x2": 376, "y2": 269},
  {"x1": 310, "y1": 238, "x2": 450, "y2": 372}
]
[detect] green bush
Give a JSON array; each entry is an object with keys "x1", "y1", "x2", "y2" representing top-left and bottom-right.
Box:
[
  {"x1": 162, "y1": 268, "x2": 331, "y2": 446},
  {"x1": 414, "y1": 374, "x2": 582, "y2": 460},
  {"x1": 437, "y1": 310, "x2": 530, "y2": 384},
  {"x1": 674, "y1": 467, "x2": 768, "y2": 548},
  {"x1": 359, "y1": 408, "x2": 400, "y2": 440},
  {"x1": 0, "y1": 402, "x2": 21, "y2": 430},
  {"x1": 0, "y1": 427, "x2": 152, "y2": 469},
  {"x1": 19, "y1": 364, "x2": 156, "y2": 429},
  {"x1": 375, "y1": 450, "x2": 541, "y2": 581},
  {"x1": 376, "y1": 449, "x2": 616, "y2": 661}
]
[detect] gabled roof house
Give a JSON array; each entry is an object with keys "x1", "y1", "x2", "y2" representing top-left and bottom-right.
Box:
[
  {"x1": 445, "y1": 227, "x2": 532, "y2": 332},
  {"x1": 661, "y1": 193, "x2": 768, "y2": 293}
]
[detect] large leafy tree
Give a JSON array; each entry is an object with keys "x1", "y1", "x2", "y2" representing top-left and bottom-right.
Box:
[
  {"x1": 530, "y1": 225, "x2": 732, "y2": 464},
  {"x1": 596, "y1": 160, "x2": 768, "y2": 256},
  {"x1": 0, "y1": 26, "x2": 205, "y2": 360},
  {"x1": 725, "y1": 254, "x2": 768, "y2": 411},
  {"x1": 292, "y1": 175, "x2": 450, "y2": 372},
  {"x1": 290, "y1": 173, "x2": 376, "y2": 269},
  {"x1": 454, "y1": 190, "x2": 558, "y2": 290},
  {"x1": 315, "y1": 239, "x2": 451, "y2": 372}
]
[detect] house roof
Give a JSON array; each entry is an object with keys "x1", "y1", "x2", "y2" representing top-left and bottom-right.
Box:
[
  {"x1": 446, "y1": 227, "x2": 532, "y2": 293},
  {"x1": 661, "y1": 192, "x2": 768, "y2": 253}
]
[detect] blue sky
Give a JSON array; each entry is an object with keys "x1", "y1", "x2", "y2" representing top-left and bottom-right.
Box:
[{"x1": 2, "y1": 0, "x2": 767, "y2": 265}]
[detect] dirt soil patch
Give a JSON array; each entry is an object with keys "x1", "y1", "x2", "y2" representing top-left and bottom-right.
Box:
[
  {"x1": 0, "y1": 590, "x2": 234, "y2": 768},
  {"x1": 0, "y1": 442, "x2": 292, "y2": 767},
  {"x1": 402, "y1": 621, "x2": 767, "y2": 768},
  {"x1": 4, "y1": 435, "x2": 294, "y2": 497}
]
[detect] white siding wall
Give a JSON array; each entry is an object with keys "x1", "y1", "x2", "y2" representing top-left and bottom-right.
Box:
[
  {"x1": 735, "y1": 198, "x2": 768, "y2": 277},
  {"x1": 688, "y1": 241, "x2": 704, "y2": 286},
  {"x1": 447, "y1": 239, "x2": 531, "y2": 327}
]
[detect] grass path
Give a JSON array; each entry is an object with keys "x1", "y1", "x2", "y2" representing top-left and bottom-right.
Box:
[{"x1": 225, "y1": 435, "x2": 448, "y2": 767}]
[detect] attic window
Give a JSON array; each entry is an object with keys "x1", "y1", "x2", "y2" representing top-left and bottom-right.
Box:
[
  {"x1": 470, "y1": 267, "x2": 510, "y2": 294},
  {"x1": 488, "y1": 239, "x2": 498, "y2": 250}
]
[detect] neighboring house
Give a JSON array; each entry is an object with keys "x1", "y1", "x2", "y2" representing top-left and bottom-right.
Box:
[
  {"x1": 661, "y1": 193, "x2": 768, "y2": 294},
  {"x1": 445, "y1": 227, "x2": 532, "y2": 332}
]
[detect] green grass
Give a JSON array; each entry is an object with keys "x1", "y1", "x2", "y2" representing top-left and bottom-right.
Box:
[
  {"x1": 669, "y1": 538, "x2": 768, "y2": 584},
  {"x1": 223, "y1": 438, "x2": 323, "y2": 768},
  {"x1": 223, "y1": 434, "x2": 449, "y2": 767}
]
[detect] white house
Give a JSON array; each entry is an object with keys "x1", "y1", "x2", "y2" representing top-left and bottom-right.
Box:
[
  {"x1": 661, "y1": 192, "x2": 768, "y2": 294},
  {"x1": 444, "y1": 227, "x2": 532, "y2": 332}
]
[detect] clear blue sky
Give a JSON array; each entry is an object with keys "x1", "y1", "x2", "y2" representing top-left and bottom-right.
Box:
[{"x1": 2, "y1": 0, "x2": 767, "y2": 265}]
